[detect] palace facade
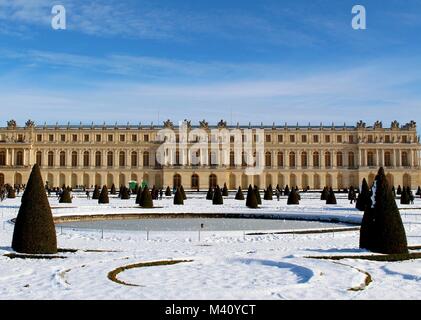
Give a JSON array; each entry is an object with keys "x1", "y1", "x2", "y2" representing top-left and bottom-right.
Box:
[{"x1": 0, "y1": 119, "x2": 420, "y2": 190}]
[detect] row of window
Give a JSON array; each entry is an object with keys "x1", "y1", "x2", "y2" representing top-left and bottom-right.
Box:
[
  {"x1": 37, "y1": 134, "x2": 150, "y2": 143},
  {"x1": 33, "y1": 133, "x2": 412, "y2": 144}
]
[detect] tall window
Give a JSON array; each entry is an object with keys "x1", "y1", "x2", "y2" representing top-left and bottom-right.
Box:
[
  {"x1": 289, "y1": 152, "x2": 296, "y2": 168},
  {"x1": 301, "y1": 152, "x2": 308, "y2": 167},
  {"x1": 36, "y1": 151, "x2": 42, "y2": 166},
  {"x1": 131, "y1": 152, "x2": 138, "y2": 167},
  {"x1": 348, "y1": 152, "x2": 355, "y2": 168},
  {"x1": 313, "y1": 152, "x2": 320, "y2": 168},
  {"x1": 230, "y1": 151, "x2": 235, "y2": 167},
  {"x1": 16, "y1": 151, "x2": 23, "y2": 166},
  {"x1": 119, "y1": 151, "x2": 126, "y2": 167},
  {"x1": 367, "y1": 152, "x2": 375, "y2": 167},
  {"x1": 59, "y1": 151, "x2": 66, "y2": 167},
  {"x1": 336, "y1": 152, "x2": 343, "y2": 167},
  {"x1": 84, "y1": 151, "x2": 90, "y2": 167},
  {"x1": 143, "y1": 151, "x2": 150, "y2": 167},
  {"x1": 277, "y1": 152, "x2": 284, "y2": 167},
  {"x1": 48, "y1": 151, "x2": 54, "y2": 167},
  {"x1": 191, "y1": 174, "x2": 199, "y2": 189},
  {"x1": 265, "y1": 152, "x2": 272, "y2": 167},
  {"x1": 0, "y1": 151, "x2": 6, "y2": 166},
  {"x1": 95, "y1": 151, "x2": 101, "y2": 167},
  {"x1": 71, "y1": 151, "x2": 78, "y2": 167},
  {"x1": 107, "y1": 151, "x2": 114, "y2": 167},
  {"x1": 402, "y1": 152, "x2": 409, "y2": 166},
  {"x1": 325, "y1": 152, "x2": 331, "y2": 168},
  {"x1": 384, "y1": 152, "x2": 391, "y2": 167}
]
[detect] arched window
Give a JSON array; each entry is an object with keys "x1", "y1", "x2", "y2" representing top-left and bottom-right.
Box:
[
  {"x1": 48, "y1": 151, "x2": 54, "y2": 167},
  {"x1": 16, "y1": 151, "x2": 24, "y2": 166},
  {"x1": 313, "y1": 152, "x2": 320, "y2": 168},
  {"x1": 94, "y1": 151, "x2": 101, "y2": 167},
  {"x1": 348, "y1": 152, "x2": 355, "y2": 168},
  {"x1": 289, "y1": 152, "x2": 296, "y2": 168},
  {"x1": 36, "y1": 151, "x2": 42, "y2": 166},
  {"x1": 367, "y1": 151, "x2": 375, "y2": 167},
  {"x1": 265, "y1": 152, "x2": 272, "y2": 167},
  {"x1": 173, "y1": 174, "x2": 182, "y2": 188},
  {"x1": 336, "y1": 152, "x2": 343, "y2": 167},
  {"x1": 230, "y1": 151, "x2": 235, "y2": 167},
  {"x1": 0, "y1": 151, "x2": 5, "y2": 166},
  {"x1": 384, "y1": 151, "x2": 391, "y2": 167},
  {"x1": 277, "y1": 152, "x2": 284, "y2": 167},
  {"x1": 209, "y1": 174, "x2": 217, "y2": 188},
  {"x1": 301, "y1": 152, "x2": 308, "y2": 168},
  {"x1": 175, "y1": 151, "x2": 180, "y2": 165},
  {"x1": 71, "y1": 151, "x2": 78, "y2": 167},
  {"x1": 119, "y1": 151, "x2": 125, "y2": 167},
  {"x1": 325, "y1": 152, "x2": 331, "y2": 168},
  {"x1": 107, "y1": 151, "x2": 113, "y2": 167},
  {"x1": 84, "y1": 151, "x2": 91, "y2": 167},
  {"x1": 143, "y1": 151, "x2": 150, "y2": 167},
  {"x1": 402, "y1": 151, "x2": 409, "y2": 167},
  {"x1": 59, "y1": 151, "x2": 66, "y2": 167},
  {"x1": 191, "y1": 174, "x2": 199, "y2": 189},
  {"x1": 131, "y1": 151, "x2": 137, "y2": 168}
]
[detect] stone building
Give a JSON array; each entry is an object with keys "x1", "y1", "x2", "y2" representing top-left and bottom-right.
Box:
[{"x1": 0, "y1": 119, "x2": 420, "y2": 190}]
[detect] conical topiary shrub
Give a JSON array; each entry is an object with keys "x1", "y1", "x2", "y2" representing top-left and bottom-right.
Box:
[
  {"x1": 98, "y1": 185, "x2": 109, "y2": 204},
  {"x1": 180, "y1": 185, "x2": 187, "y2": 200},
  {"x1": 320, "y1": 187, "x2": 329, "y2": 201},
  {"x1": 326, "y1": 188, "x2": 337, "y2": 205},
  {"x1": 416, "y1": 186, "x2": 421, "y2": 196},
  {"x1": 120, "y1": 186, "x2": 130, "y2": 200},
  {"x1": 212, "y1": 185, "x2": 223, "y2": 205},
  {"x1": 165, "y1": 186, "x2": 171, "y2": 196},
  {"x1": 7, "y1": 186, "x2": 16, "y2": 199},
  {"x1": 222, "y1": 183, "x2": 228, "y2": 197},
  {"x1": 264, "y1": 185, "x2": 273, "y2": 200},
  {"x1": 92, "y1": 185, "x2": 100, "y2": 200},
  {"x1": 140, "y1": 187, "x2": 153, "y2": 208},
  {"x1": 110, "y1": 184, "x2": 116, "y2": 195},
  {"x1": 235, "y1": 187, "x2": 244, "y2": 200},
  {"x1": 397, "y1": 185, "x2": 402, "y2": 195},
  {"x1": 356, "y1": 178, "x2": 371, "y2": 211},
  {"x1": 206, "y1": 187, "x2": 213, "y2": 200},
  {"x1": 59, "y1": 188, "x2": 72, "y2": 203},
  {"x1": 400, "y1": 187, "x2": 410, "y2": 205},
  {"x1": 287, "y1": 187, "x2": 300, "y2": 205},
  {"x1": 246, "y1": 185, "x2": 258, "y2": 209},
  {"x1": 360, "y1": 167, "x2": 408, "y2": 254},
  {"x1": 135, "y1": 186, "x2": 143, "y2": 204},
  {"x1": 12, "y1": 164, "x2": 57, "y2": 254},
  {"x1": 254, "y1": 186, "x2": 262, "y2": 205},
  {"x1": 284, "y1": 185, "x2": 290, "y2": 196},
  {"x1": 173, "y1": 187, "x2": 184, "y2": 205}
]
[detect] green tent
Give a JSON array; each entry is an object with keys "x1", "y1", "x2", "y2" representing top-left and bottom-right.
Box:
[{"x1": 129, "y1": 181, "x2": 137, "y2": 190}]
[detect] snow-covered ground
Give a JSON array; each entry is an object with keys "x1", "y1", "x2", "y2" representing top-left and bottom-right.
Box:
[{"x1": 1, "y1": 192, "x2": 421, "y2": 300}]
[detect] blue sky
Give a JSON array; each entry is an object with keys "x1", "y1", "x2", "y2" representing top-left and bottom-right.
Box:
[{"x1": 0, "y1": 0, "x2": 420, "y2": 130}]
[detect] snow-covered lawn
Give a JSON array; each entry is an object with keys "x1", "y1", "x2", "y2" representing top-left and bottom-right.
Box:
[{"x1": 1, "y1": 192, "x2": 421, "y2": 300}]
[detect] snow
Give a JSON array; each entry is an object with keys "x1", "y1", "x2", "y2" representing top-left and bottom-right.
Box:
[{"x1": 1, "y1": 192, "x2": 421, "y2": 300}]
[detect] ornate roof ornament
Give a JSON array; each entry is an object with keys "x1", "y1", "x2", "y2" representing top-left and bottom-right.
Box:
[
  {"x1": 182, "y1": 119, "x2": 191, "y2": 129},
  {"x1": 403, "y1": 120, "x2": 416, "y2": 130},
  {"x1": 7, "y1": 119, "x2": 16, "y2": 129},
  {"x1": 373, "y1": 120, "x2": 383, "y2": 129},
  {"x1": 25, "y1": 119, "x2": 35, "y2": 128},
  {"x1": 237, "y1": 122, "x2": 240, "y2": 129},
  {"x1": 391, "y1": 120, "x2": 400, "y2": 129},
  {"x1": 199, "y1": 119, "x2": 208, "y2": 129},
  {"x1": 217, "y1": 119, "x2": 227, "y2": 128},
  {"x1": 163, "y1": 119, "x2": 174, "y2": 129},
  {"x1": 356, "y1": 120, "x2": 366, "y2": 128}
]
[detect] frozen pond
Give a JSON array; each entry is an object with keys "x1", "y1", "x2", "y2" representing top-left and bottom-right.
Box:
[{"x1": 57, "y1": 217, "x2": 351, "y2": 232}]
